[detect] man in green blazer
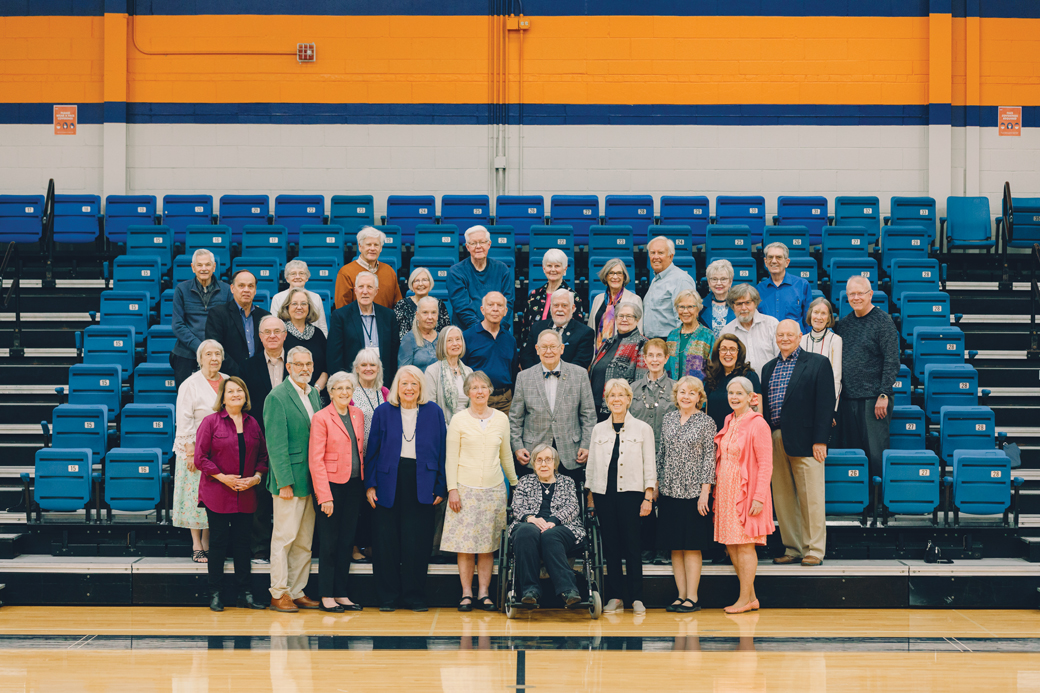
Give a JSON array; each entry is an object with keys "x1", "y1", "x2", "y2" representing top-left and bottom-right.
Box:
[{"x1": 264, "y1": 345, "x2": 323, "y2": 612}]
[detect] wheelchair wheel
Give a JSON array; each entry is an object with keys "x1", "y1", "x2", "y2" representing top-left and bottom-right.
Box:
[
  {"x1": 589, "y1": 590, "x2": 602, "y2": 619},
  {"x1": 504, "y1": 591, "x2": 518, "y2": 619}
]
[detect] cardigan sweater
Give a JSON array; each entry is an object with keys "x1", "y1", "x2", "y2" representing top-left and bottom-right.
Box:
[{"x1": 444, "y1": 409, "x2": 518, "y2": 491}]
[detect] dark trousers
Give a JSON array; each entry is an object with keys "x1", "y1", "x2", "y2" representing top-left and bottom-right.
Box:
[
  {"x1": 840, "y1": 396, "x2": 893, "y2": 478},
  {"x1": 593, "y1": 490, "x2": 644, "y2": 604},
  {"x1": 314, "y1": 478, "x2": 364, "y2": 598},
  {"x1": 511, "y1": 523, "x2": 578, "y2": 597},
  {"x1": 371, "y1": 458, "x2": 435, "y2": 608},
  {"x1": 205, "y1": 508, "x2": 253, "y2": 593},
  {"x1": 251, "y1": 472, "x2": 273, "y2": 559},
  {"x1": 170, "y1": 353, "x2": 198, "y2": 391}
]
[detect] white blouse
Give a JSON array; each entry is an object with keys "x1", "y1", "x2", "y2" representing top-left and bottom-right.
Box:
[
  {"x1": 174, "y1": 370, "x2": 229, "y2": 457},
  {"x1": 801, "y1": 329, "x2": 843, "y2": 411}
]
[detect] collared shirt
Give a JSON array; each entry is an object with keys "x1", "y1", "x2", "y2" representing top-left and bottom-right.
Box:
[
  {"x1": 643, "y1": 262, "x2": 697, "y2": 338},
  {"x1": 360, "y1": 311, "x2": 379, "y2": 349},
  {"x1": 238, "y1": 303, "x2": 256, "y2": 357},
  {"x1": 757, "y1": 272, "x2": 814, "y2": 332},
  {"x1": 265, "y1": 349, "x2": 285, "y2": 389},
  {"x1": 292, "y1": 380, "x2": 315, "y2": 420},
  {"x1": 723, "y1": 311, "x2": 780, "y2": 376},
  {"x1": 462, "y1": 323, "x2": 517, "y2": 390},
  {"x1": 541, "y1": 362, "x2": 561, "y2": 411},
  {"x1": 193, "y1": 277, "x2": 220, "y2": 309},
  {"x1": 768, "y1": 346, "x2": 801, "y2": 425},
  {"x1": 356, "y1": 257, "x2": 378, "y2": 272}
]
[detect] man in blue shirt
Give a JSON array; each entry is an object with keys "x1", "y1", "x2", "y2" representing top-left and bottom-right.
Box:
[
  {"x1": 447, "y1": 225, "x2": 514, "y2": 330},
  {"x1": 757, "y1": 242, "x2": 813, "y2": 333},
  {"x1": 462, "y1": 291, "x2": 517, "y2": 413},
  {"x1": 170, "y1": 249, "x2": 233, "y2": 388},
  {"x1": 643, "y1": 236, "x2": 696, "y2": 339}
]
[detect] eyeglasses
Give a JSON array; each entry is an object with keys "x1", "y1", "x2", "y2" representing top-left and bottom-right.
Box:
[
  {"x1": 847, "y1": 291, "x2": 870, "y2": 298},
  {"x1": 616, "y1": 313, "x2": 636, "y2": 320},
  {"x1": 733, "y1": 300, "x2": 754, "y2": 308},
  {"x1": 286, "y1": 271, "x2": 307, "y2": 278},
  {"x1": 259, "y1": 329, "x2": 285, "y2": 336},
  {"x1": 718, "y1": 347, "x2": 739, "y2": 354},
  {"x1": 765, "y1": 255, "x2": 786, "y2": 262},
  {"x1": 538, "y1": 343, "x2": 562, "y2": 351},
  {"x1": 288, "y1": 361, "x2": 314, "y2": 368},
  {"x1": 606, "y1": 271, "x2": 625, "y2": 278},
  {"x1": 289, "y1": 302, "x2": 309, "y2": 309},
  {"x1": 467, "y1": 239, "x2": 491, "y2": 247}
]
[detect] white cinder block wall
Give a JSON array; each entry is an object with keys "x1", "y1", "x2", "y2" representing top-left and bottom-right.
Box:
[{"x1": 0, "y1": 124, "x2": 103, "y2": 195}]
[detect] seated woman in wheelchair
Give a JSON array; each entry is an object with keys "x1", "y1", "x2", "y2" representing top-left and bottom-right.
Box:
[{"x1": 509, "y1": 444, "x2": 586, "y2": 608}]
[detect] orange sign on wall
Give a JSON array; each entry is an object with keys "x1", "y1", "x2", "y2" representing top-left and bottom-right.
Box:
[
  {"x1": 998, "y1": 106, "x2": 1021, "y2": 137},
  {"x1": 53, "y1": 105, "x2": 77, "y2": 135}
]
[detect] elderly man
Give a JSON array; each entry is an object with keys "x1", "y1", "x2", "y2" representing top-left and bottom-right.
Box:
[
  {"x1": 757, "y1": 242, "x2": 813, "y2": 333},
  {"x1": 170, "y1": 248, "x2": 232, "y2": 388},
  {"x1": 642, "y1": 236, "x2": 696, "y2": 339},
  {"x1": 833, "y1": 276, "x2": 899, "y2": 478},
  {"x1": 462, "y1": 291, "x2": 517, "y2": 413},
  {"x1": 203, "y1": 269, "x2": 270, "y2": 377},
  {"x1": 722, "y1": 283, "x2": 779, "y2": 375},
  {"x1": 510, "y1": 329, "x2": 597, "y2": 482},
  {"x1": 334, "y1": 226, "x2": 402, "y2": 309},
  {"x1": 761, "y1": 320, "x2": 835, "y2": 567},
  {"x1": 447, "y1": 225, "x2": 514, "y2": 330},
  {"x1": 265, "y1": 346, "x2": 323, "y2": 612},
  {"x1": 327, "y1": 270, "x2": 400, "y2": 384},
  {"x1": 520, "y1": 288, "x2": 595, "y2": 370}
]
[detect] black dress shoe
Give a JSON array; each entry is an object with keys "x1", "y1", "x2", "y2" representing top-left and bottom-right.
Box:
[
  {"x1": 340, "y1": 603, "x2": 363, "y2": 611},
  {"x1": 320, "y1": 602, "x2": 345, "y2": 612},
  {"x1": 236, "y1": 592, "x2": 266, "y2": 610},
  {"x1": 209, "y1": 591, "x2": 224, "y2": 612},
  {"x1": 521, "y1": 590, "x2": 540, "y2": 608},
  {"x1": 410, "y1": 604, "x2": 429, "y2": 612},
  {"x1": 561, "y1": 590, "x2": 581, "y2": 607},
  {"x1": 379, "y1": 604, "x2": 396, "y2": 612}
]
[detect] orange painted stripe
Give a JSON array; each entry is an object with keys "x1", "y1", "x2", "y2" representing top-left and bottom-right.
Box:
[{"x1": 0, "y1": 17, "x2": 104, "y2": 103}]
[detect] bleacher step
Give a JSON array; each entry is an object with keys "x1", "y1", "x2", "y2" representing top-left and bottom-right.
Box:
[
  {"x1": 1020, "y1": 537, "x2": 1040, "y2": 563},
  {"x1": 0, "y1": 533, "x2": 26, "y2": 560}
]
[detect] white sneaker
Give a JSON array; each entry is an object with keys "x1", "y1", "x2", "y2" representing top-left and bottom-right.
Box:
[
  {"x1": 631, "y1": 600, "x2": 646, "y2": 614},
  {"x1": 604, "y1": 598, "x2": 624, "y2": 613}
]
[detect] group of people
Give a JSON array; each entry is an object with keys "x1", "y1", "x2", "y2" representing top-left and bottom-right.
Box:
[{"x1": 168, "y1": 224, "x2": 899, "y2": 615}]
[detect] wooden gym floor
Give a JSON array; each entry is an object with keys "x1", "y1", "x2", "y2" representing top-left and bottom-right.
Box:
[{"x1": 0, "y1": 607, "x2": 1039, "y2": 692}]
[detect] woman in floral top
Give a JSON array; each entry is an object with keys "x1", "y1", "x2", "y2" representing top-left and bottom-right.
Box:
[
  {"x1": 517, "y1": 248, "x2": 586, "y2": 353},
  {"x1": 664, "y1": 289, "x2": 715, "y2": 381}
]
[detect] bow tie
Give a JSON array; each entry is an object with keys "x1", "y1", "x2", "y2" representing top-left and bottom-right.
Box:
[{"x1": 543, "y1": 370, "x2": 561, "y2": 379}]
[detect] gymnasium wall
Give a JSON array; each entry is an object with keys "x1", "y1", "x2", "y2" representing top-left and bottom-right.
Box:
[{"x1": 1, "y1": 1, "x2": 1039, "y2": 218}]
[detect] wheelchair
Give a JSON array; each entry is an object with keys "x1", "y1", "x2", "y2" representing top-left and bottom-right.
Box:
[{"x1": 497, "y1": 481, "x2": 605, "y2": 619}]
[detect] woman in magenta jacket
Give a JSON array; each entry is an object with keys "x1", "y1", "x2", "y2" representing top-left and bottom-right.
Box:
[
  {"x1": 713, "y1": 375, "x2": 774, "y2": 614},
  {"x1": 193, "y1": 376, "x2": 269, "y2": 612},
  {"x1": 309, "y1": 371, "x2": 367, "y2": 612}
]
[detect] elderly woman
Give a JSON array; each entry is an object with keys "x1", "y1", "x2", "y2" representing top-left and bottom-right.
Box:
[
  {"x1": 509, "y1": 444, "x2": 586, "y2": 608},
  {"x1": 335, "y1": 226, "x2": 403, "y2": 309},
  {"x1": 586, "y1": 378, "x2": 656, "y2": 615},
  {"x1": 193, "y1": 376, "x2": 268, "y2": 611},
  {"x1": 365, "y1": 365, "x2": 447, "y2": 612},
  {"x1": 714, "y1": 376, "x2": 774, "y2": 614},
  {"x1": 589, "y1": 300, "x2": 646, "y2": 420},
  {"x1": 308, "y1": 371, "x2": 366, "y2": 612},
  {"x1": 704, "y1": 334, "x2": 761, "y2": 432},
  {"x1": 394, "y1": 267, "x2": 451, "y2": 341},
  {"x1": 398, "y1": 296, "x2": 441, "y2": 371},
  {"x1": 801, "y1": 296, "x2": 843, "y2": 428},
  {"x1": 629, "y1": 338, "x2": 676, "y2": 443},
  {"x1": 703, "y1": 259, "x2": 736, "y2": 338},
  {"x1": 350, "y1": 348, "x2": 390, "y2": 448},
  {"x1": 279, "y1": 287, "x2": 328, "y2": 393},
  {"x1": 174, "y1": 339, "x2": 229, "y2": 563},
  {"x1": 424, "y1": 325, "x2": 473, "y2": 425},
  {"x1": 518, "y1": 248, "x2": 587, "y2": 350},
  {"x1": 442, "y1": 371, "x2": 519, "y2": 611},
  {"x1": 656, "y1": 376, "x2": 717, "y2": 613},
  {"x1": 271, "y1": 259, "x2": 328, "y2": 336},
  {"x1": 589, "y1": 258, "x2": 643, "y2": 353},
  {"x1": 665, "y1": 289, "x2": 715, "y2": 381}
]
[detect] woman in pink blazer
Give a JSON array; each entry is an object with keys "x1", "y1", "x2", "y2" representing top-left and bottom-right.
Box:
[
  {"x1": 309, "y1": 371, "x2": 367, "y2": 612},
  {"x1": 713, "y1": 375, "x2": 774, "y2": 614}
]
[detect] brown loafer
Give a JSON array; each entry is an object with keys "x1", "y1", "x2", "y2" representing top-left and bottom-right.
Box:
[
  {"x1": 800, "y1": 556, "x2": 823, "y2": 566},
  {"x1": 270, "y1": 594, "x2": 299, "y2": 612},
  {"x1": 772, "y1": 555, "x2": 801, "y2": 564},
  {"x1": 293, "y1": 595, "x2": 320, "y2": 609}
]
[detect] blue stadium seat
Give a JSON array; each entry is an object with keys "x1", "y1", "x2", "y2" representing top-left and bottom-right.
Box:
[
  {"x1": 413, "y1": 224, "x2": 460, "y2": 261},
  {"x1": 716, "y1": 196, "x2": 766, "y2": 244},
  {"x1": 330, "y1": 195, "x2": 375, "y2": 238},
  {"x1": 590, "y1": 225, "x2": 634, "y2": 263},
  {"x1": 1002, "y1": 197, "x2": 1040, "y2": 248},
  {"x1": 911, "y1": 326, "x2": 971, "y2": 381},
  {"x1": 126, "y1": 225, "x2": 173, "y2": 274},
  {"x1": 893, "y1": 364, "x2": 911, "y2": 406},
  {"x1": 253, "y1": 290, "x2": 270, "y2": 312},
  {"x1": 159, "y1": 289, "x2": 174, "y2": 326},
  {"x1": 895, "y1": 291, "x2": 950, "y2": 342},
  {"x1": 162, "y1": 195, "x2": 213, "y2": 244},
  {"x1": 938, "y1": 406, "x2": 995, "y2": 464},
  {"x1": 656, "y1": 225, "x2": 694, "y2": 258},
  {"x1": 53, "y1": 194, "x2": 101, "y2": 244},
  {"x1": 65, "y1": 364, "x2": 122, "y2": 421},
  {"x1": 837, "y1": 289, "x2": 888, "y2": 319},
  {"x1": 496, "y1": 195, "x2": 545, "y2": 245},
  {"x1": 882, "y1": 449, "x2": 941, "y2": 518},
  {"x1": 385, "y1": 195, "x2": 435, "y2": 245},
  {"x1": 297, "y1": 224, "x2": 344, "y2": 263},
  {"x1": 604, "y1": 195, "x2": 654, "y2": 245},
  {"x1": 923, "y1": 364, "x2": 981, "y2": 422},
  {"x1": 314, "y1": 289, "x2": 332, "y2": 333},
  {"x1": 374, "y1": 225, "x2": 402, "y2": 271},
  {"x1": 146, "y1": 325, "x2": 176, "y2": 364},
  {"x1": 133, "y1": 363, "x2": 177, "y2": 407},
  {"x1": 47, "y1": 404, "x2": 108, "y2": 465},
  {"x1": 172, "y1": 254, "x2": 220, "y2": 285},
  {"x1": 776, "y1": 196, "x2": 829, "y2": 245},
  {"x1": 31, "y1": 447, "x2": 96, "y2": 517},
  {"x1": 232, "y1": 256, "x2": 280, "y2": 297},
  {"x1": 99, "y1": 290, "x2": 152, "y2": 346},
  {"x1": 726, "y1": 256, "x2": 758, "y2": 285},
  {"x1": 671, "y1": 254, "x2": 698, "y2": 281},
  {"x1": 274, "y1": 194, "x2": 325, "y2": 243},
  {"x1": 550, "y1": 195, "x2": 600, "y2": 246},
  {"x1": 530, "y1": 225, "x2": 576, "y2": 265},
  {"x1": 79, "y1": 326, "x2": 135, "y2": 383},
  {"x1": 880, "y1": 225, "x2": 930, "y2": 274},
  {"x1": 889, "y1": 405, "x2": 925, "y2": 450},
  {"x1": 185, "y1": 224, "x2": 232, "y2": 271},
  {"x1": 833, "y1": 196, "x2": 880, "y2": 244},
  {"x1": 889, "y1": 258, "x2": 941, "y2": 303},
  {"x1": 112, "y1": 255, "x2": 161, "y2": 306},
  {"x1": 588, "y1": 256, "x2": 634, "y2": 298},
  {"x1": 824, "y1": 449, "x2": 870, "y2": 517},
  {"x1": 706, "y1": 224, "x2": 753, "y2": 261},
  {"x1": 827, "y1": 257, "x2": 877, "y2": 302},
  {"x1": 487, "y1": 224, "x2": 516, "y2": 263},
  {"x1": 295, "y1": 256, "x2": 339, "y2": 297},
  {"x1": 822, "y1": 226, "x2": 870, "y2": 275},
  {"x1": 218, "y1": 194, "x2": 269, "y2": 242},
  {"x1": 787, "y1": 256, "x2": 818, "y2": 290},
  {"x1": 426, "y1": 264, "x2": 452, "y2": 290},
  {"x1": 120, "y1": 403, "x2": 176, "y2": 463},
  {"x1": 104, "y1": 447, "x2": 164, "y2": 517},
  {"x1": 240, "y1": 224, "x2": 288, "y2": 268},
  {"x1": 529, "y1": 258, "x2": 575, "y2": 288},
  {"x1": 441, "y1": 195, "x2": 490, "y2": 242},
  {"x1": 0, "y1": 195, "x2": 45, "y2": 243},
  {"x1": 888, "y1": 196, "x2": 936, "y2": 245},
  {"x1": 659, "y1": 196, "x2": 709, "y2": 246},
  {"x1": 943, "y1": 196, "x2": 994, "y2": 249},
  {"x1": 762, "y1": 225, "x2": 810, "y2": 257},
  {"x1": 104, "y1": 195, "x2": 157, "y2": 244},
  {"x1": 950, "y1": 449, "x2": 1016, "y2": 522}
]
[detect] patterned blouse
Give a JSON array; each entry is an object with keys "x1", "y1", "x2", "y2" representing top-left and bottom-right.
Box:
[
  {"x1": 664, "y1": 324, "x2": 715, "y2": 381},
  {"x1": 393, "y1": 297, "x2": 452, "y2": 342},
  {"x1": 517, "y1": 280, "x2": 587, "y2": 353},
  {"x1": 508, "y1": 473, "x2": 585, "y2": 544},
  {"x1": 656, "y1": 409, "x2": 717, "y2": 500},
  {"x1": 351, "y1": 385, "x2": 387, "y2": 448}
]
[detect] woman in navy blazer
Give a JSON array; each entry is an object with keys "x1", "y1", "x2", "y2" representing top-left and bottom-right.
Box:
[{"x1": 365, "y1": 364, "x2": 447, "y2": 612}]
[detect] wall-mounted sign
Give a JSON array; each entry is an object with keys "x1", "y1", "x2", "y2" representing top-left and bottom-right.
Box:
[
  {"x1": 54, "y1": 105, "x2": 77, "y2": 135},
  {"x1": 998, "y1": 106, "x2": 1021, "y2": 137}
]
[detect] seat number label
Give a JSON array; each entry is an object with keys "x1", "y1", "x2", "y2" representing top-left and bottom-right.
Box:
[
  {"x1": 919, "y1": 209, "x2": 928, "y2": 215},
  {"x1": 932, "y1": 305, "x2": 942, "y2": 312},
  {"x1": 676, "y1": 239, "x2": 685, "y2": 246},
  {"x1": 959, "y1": 382, "x2": 970, "y2": 389},
  {"x1": 947, "y1": 344, "x2": 957, "y2": 350},
  {"x1": 319, "y1": 270, "x2": 328, "y2": 276},
  {"x1": 195, "y1": 206, "x2": 204, "y2": 213},
  {"x1": 356, "y1": 207, "x2": 366, "y2": 214},
  {"x1": 442, "y1": 236, "x2": 451, "y2": 243},
  {"x1": 153, "y1": 237, "x2": 162, "y2": 244},
  {"x1": 919, "y1": 469, "x2": 930, "y2": 476},
  {"x1": 905, "y1": 423, "x2": 917, "y2": 430},
  {"x1": 84, "y1": 422, "x2": 94, "y2": 429},
  {"x1": 738, "y1": 270, "x2": 750, "y2": 277},
  {"x1": 307, "y1": 207, "x2": 316, "y2": 214},
  {"x1": 99, "y1": 379, "x2": 109, "y2": 387},
  {"x1": 750, "y1": 208, "x2": 759, "y2": 214},
  {"x1": 923, "y1": 271, "x2": 931, "y2": 277},
  {"x1": 800, "y1": 271, "x2": 810, "y2": 278},
  {"x1": 793, "y1": 239, "x2": 802, "y2": 245},
  {"x1": 113, "y1": 340, "x2": 123, "y2": 347},
  {"x1": 734, "y1": 239, "x2": 744, "y2": 245},
  {"x1": 165, "y1": 380, "x2": 174, "y2": 387},
  {"x1": 864, "y1": 208, "x2": 873, "y2": 214},
  {"x1": 912, "y1": 239, "x2": 921, "y2": 246},
  {"x1": 139, "y1": 466, "x2": 150, "y2": 474},
  {"x1": 693, "y1": 209, "x2": 703, "y2": 215},
  {"x1": 528, "y1": 208, "x2": 537, "y2": 214},
  {"x1": 267, "y1": 237, "x2": 278, "y2": 244},
  {"x1": 251, "y1": 207, "x2": 261, "y2": 214},
  {"x1": 976, "y1": 424, "x2": 987, "y2": 431},
  {"x1": 557, "y1": 239, "x2": 566, "y2": 245},
  {"x1": 860, "y1": 272, "x2": 870, "y2": 277},
  {"x1": 152, "y1": 422, "x2": 163, "y2": 429},
  {"x1": 82, "y1": 206, "x2": 91, "y2": 213},
  {"x1": 991, "y1": 470, "x2": 1001, "y2": 478},
  {"x1": 436, "y1": 270, "x2": 447, "y2": 278},
  {"x1": 617, "y1": 239, "x2": 626, "y2": 245},
  {"x1": 326, "y1": 237, "x2": 335, "y2": 243},
  {"x1": 497, "y1": 238, "x2": 507, "y2": 244},
  {"x1": 474, "y1": 208, "x2": 483, "y2": 214},
  {"x1": 637, "y1": 209, "x2": 647, "y2": 215},
  {"x1": 583, "y1": 209, "x2": 593, "y2": 216},
  {"x1": 141, "y1": 270, "x2": 150, "y2": 277},
  {"x1": 851, "y1": 238, "x2": 861, "y2": 245},
  {"x1": 418, "y1": 208, "x2": 428, "y2": 215},
  {"x1": 129, "y1": 304, "x2": 139, "y2": 311},
  {"x1": 138, "y1": 207, "x2": 147, "y2": 213},
  {"x1": 812, "y1": 209, "x2": 821, "y2": 215},
  {"x1": 848, "y1": 469, "x2": 859, "y2": 477},
  {"x1": 25, "y1": 207, "x2": 33, "y2": 213},
  {"x1": 68, "y1": 465, "x2": 79, "y2": 472}
]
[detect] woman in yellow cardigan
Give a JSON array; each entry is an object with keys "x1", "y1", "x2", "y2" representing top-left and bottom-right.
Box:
[{"x1": 441, "y1": 370, "x2": 519, "y2": 611}]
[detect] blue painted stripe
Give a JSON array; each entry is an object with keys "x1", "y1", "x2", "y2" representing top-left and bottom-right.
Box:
[
  {"x1": 929, "y1": 103, "x2": 952, "y2": 126},
  {"x1": 0, "y1": 103, "x2": 104, "y2": 124},
  {"x1": 104, "y1": 101, "x2": 127, "y2": 124}
]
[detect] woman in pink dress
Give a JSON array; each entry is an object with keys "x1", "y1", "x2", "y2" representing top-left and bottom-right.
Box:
[{"x1": 713, "y1": 375, "x2": 774, "y2": 614}]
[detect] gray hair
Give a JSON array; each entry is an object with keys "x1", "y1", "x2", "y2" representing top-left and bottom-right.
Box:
[
  {"x1": 764, "y1": 242, "x2": 790, "y2": 260},
  {"x1": 407, "y1": 266, "x2": 434, "y2": 294},
  {"x1": 464, "y1": 224, "x2": 490, "y2": 244},
  {"x1": 355, "y1": 270, "x2": 379, "y2": 290},
  {"x1": 356, "y1": 226, "x2": 385, "y2": 246},
  {"x1": 387, "y1": 365, "x2": 429, "y2": 406},
  {"x1": 258, "y1": 314, "x2": 286, "y2": 333},
  {"x1": 537, "y1": 328, "x2": 564, "y2": 346},
  {"x1": 542, "y1": 248, "x2": 569, "y2": 270},
  {"x1": 191, "y1": 248, "x2": 215, "y2": 265},
  {"x1": 411, "y1": 296, "x2": 440, "y2": 344},
  {"x1": 727, "y1": 283, "x2": 760, "y2": 309},
  {"x1": 604, "y1": 378, "x2": 634, "y2": 401},
  {"x1": 616, "y1": 299, "x2": 642, "y2": 321},
  {"x1": 846, "y1": 275, "x2": 872, "y2": 292},
  {"x1": 286, "y1": 346, "x2": 312, "y2": 364},
  {"x1": 352, "y1": 347, "x2": 384, "y2": 389},
  {"x1": 195, "y1": 338, "x2": 224, "y2": 365},
  {"x1": 327, "y1": 371, "x2": 355, "y2": 393},
  {"x1": 549, "y1": 287, "x2": 574, "y2": 307},
  {"x1": 277, "y1": 287, "x2": 320, "y2": 324},
  {"x1": 648, "y1": 236, "x2": 676, "y2": 256},
  {"x1": 706, "y1": 258, "x2": 734, "y2": 281},
  {"x1": 530, "y1": 443, "x2": 561, "y2": 470},
  {"x1": 435, "y1": 325, "x2": 466, "y2": 361},
  {"x1": 462, "y1": 370, "x2": 493, "y2": 396},
  {"x1": 283, "y1": 258, "x2": 310, "y2": 280},
  {"x1": 597, "y1": 257, "x2": 630, "y2": 286},
  {"x1": 673, "y1": 288, "x2": 703, "y2": 314},
  {"x1": 728, "y1": 375, "x2": 756, "y2": 396}
]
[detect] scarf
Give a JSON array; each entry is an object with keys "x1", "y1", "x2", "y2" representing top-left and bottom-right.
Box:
[
  {"x1": 438, "y1": 359, "x2": 468, "y2": 421},
  {"x1": 594, "y1": 289, "x2": 624, "y2": 356},
  {"x1": 286, "y1": 320, "x2": 314, "y2": 341}
]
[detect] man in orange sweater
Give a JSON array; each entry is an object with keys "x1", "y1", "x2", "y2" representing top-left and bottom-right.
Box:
[{"x1": 334, "y1": 226, "x2": 402, "y2": 309}]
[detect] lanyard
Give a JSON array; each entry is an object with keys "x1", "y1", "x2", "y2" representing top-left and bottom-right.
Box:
[{"x1": 361, "y1": 314, "x2": 376, "y2": 344}]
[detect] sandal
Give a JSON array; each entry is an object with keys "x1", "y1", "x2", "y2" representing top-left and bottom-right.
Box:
[
  {"x1": 457, "y1": 597, "x2": 474, "y2": 612},
  {"x1": 476, "y1": 596, "x2": 496, "y2": 611},
  {"x1": 192, "y1": 550, "x2": 208, "y2": 564}
]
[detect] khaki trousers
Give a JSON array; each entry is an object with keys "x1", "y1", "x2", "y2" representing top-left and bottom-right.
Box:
[
  {"x1": 770, "y1": 429, "x2": 826, "y2": 560},
  {"x1": 269, "y1": 495, "x2": 315, "y2": 599}
]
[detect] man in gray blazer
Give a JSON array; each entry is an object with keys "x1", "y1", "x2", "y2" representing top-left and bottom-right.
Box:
[{"x1": 509, "y1": 329, "x2": 597, "y2": 482}]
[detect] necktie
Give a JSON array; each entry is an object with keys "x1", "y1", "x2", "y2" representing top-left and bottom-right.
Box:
[{"x1": 543, "y1": 370, "x2": 561, "y2": 379}]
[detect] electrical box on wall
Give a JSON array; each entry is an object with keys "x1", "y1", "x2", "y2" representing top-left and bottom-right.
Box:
[
  {"x1": 297, "y1": 43, "x2": 316, "y2": 62},
  {"x1": 506, "y1": 17, "x2": 530, "y2": 31}
]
